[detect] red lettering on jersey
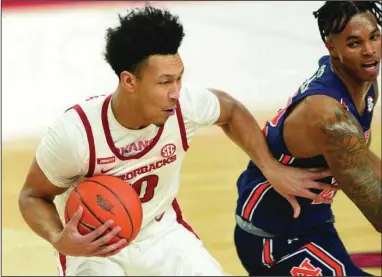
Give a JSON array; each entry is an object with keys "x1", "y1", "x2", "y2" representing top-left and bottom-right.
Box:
[
  {"x1": 169, "y1": 155, "x2": 177, "y2": 163},
  {"x1": 118, "y1": 155, "x2": 178, "y2": 181},
  {"x1": 129, "y1": 142, "x2": 138, "y2": 152},
  {"x1": 290, "y1": 258, "x2": 322, "y2": 276},
  {"x1": 114, "y1": 154, "x2": 178, "y2": 203},
  {"x1": 97, "y1": 156, "x2": 115, "y2": 165},
  {"x1": 118, "y1": 140, "x2": 153, "y2": 155},
  {"x1": 124, "y1": 171, "x2": 134, "y2": 180},
  {"x1": 161, "y1": 143, "x2": 177, "y2": 157},
  {"x1": 155, "y1": 160, "x2": 163, "y2": 169},
  {"x1": 132, "y1": 175, "x2": 159, "y2": 203},
  {"x1": 141, "y1": 166, "x2": 149, "y2": 174},
  {"x1": 312, "y1": 178, "x2": 337, "y2": 205},
  {"x1": 138, "y1": 140, "x2": 149, "y2": 151},
  {"x1": 133, "y1": 168, "x2": 141, "y2": 177},
  {"x1": 163, "y1": 158, "x2": 170, "y2": 166},
  {"x1": 312, "y1": 190, "x2": 337, "y2": 204}
]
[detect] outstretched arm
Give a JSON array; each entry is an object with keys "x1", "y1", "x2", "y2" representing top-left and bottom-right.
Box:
[
  {"x1": 210, "y1": 88, "x2": 276, "y2": 172},
  {"x1": 307, "y1": 95, "x2": 382, "y2": 232},
  {"x1": 209, "y1": 89, "x2": 333, "y2": 217}
]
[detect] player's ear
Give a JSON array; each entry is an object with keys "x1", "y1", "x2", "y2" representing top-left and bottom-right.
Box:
[{"x1": 120, "y1": 71, "x2": 136, "y2": 93}]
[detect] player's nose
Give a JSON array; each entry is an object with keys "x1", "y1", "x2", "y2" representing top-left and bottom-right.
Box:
[
  {"x1": 169, "y1": 88, "x2": 180, "y2": 100},
  {"x1": 362, "y1": 41, "x2": 376, "y2": 56}
]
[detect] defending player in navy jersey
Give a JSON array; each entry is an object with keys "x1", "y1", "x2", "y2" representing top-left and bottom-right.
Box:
[{"x1": 235, "y1": 1, "x2": 381, "y2": 276}]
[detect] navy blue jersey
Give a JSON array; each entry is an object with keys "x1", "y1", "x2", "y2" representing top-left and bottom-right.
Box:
[{"x1": 236, "y1": 55, "x2": 376, "y2": 236}]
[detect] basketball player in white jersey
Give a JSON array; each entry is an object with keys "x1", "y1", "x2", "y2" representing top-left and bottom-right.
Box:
[{"x1": 19, "y1": 6, "x2": 335, "y2": 276}]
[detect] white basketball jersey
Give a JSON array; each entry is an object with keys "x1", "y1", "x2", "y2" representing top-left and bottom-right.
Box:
[
  {"x1": 37, "y1": 85, "x2": 224, "y2": 275},
  {"x1": 68, "y1": 94, "x2": 189, "y2": 229}
]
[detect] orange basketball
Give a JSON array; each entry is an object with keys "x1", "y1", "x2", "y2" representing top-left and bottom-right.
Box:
[{"x1": 65, "y1": 175, "x2": 143, "y2": 246}]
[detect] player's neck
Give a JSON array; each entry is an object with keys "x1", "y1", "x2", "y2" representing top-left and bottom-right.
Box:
[
  {"x1": 330, "y1": 58, "x2": 371, "y2": 106},
  {"x1": 110, "y1": 88, "x2": 151, "y2": 130}
]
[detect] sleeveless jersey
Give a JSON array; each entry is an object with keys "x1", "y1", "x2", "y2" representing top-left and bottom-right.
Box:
[
  {"x1": 236, "y1": 55, "x2": 376, "y2": 235},
  {"x1": 57, "y1": 94, "x2": 190, "y2": 230}
]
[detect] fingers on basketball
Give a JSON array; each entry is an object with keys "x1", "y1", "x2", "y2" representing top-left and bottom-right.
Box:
[{"x1": 65, "y1": 176, "x2": 143, "y2": 247}]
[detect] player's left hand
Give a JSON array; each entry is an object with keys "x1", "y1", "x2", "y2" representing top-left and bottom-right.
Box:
[{"x1": 262, "y1": 163, "x2": 337, "y2": 218}]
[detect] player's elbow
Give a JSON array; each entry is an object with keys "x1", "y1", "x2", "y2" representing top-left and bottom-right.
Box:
[
  {"x1": 18, "y1": 187, "x2": 35, "y2": 215},
  {"x1": 18, "y1": 186, "x2": 51, "y2": 214},
  {"x1": 18, "y1": 192, "x2": 31, "y2": 223}
]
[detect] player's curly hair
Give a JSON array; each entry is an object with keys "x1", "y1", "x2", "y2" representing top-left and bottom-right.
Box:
[
  {"x1": 104, "y1": 6, "x2": 185, "y2": 78},
  {"x1": 313, "y1": 1, "x2": 382, "y2": 43}
]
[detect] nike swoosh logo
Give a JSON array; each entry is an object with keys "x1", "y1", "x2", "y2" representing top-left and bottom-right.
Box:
[
  {"x1": 101, "y1": 167, "x2": 115, "y2": 174},
  {"x1": 155, "y1": 212, "x2": 165, "y2": 222}
]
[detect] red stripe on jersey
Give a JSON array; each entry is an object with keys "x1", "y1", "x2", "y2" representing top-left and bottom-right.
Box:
[
  {"x1": 281, "y1": 155, "x2": 292, "y2": 165},
  {"x1": 243, "y1": 182, "x2": 270, "y2": 220},
  {"x1": 263, "y1": 239, "x2": 275, "y2": 266},
  {"x1": 59, "y1": 253, "x2": 66, "y2": 276},
  {"x1": 304, "y1": 243, "x2": 345, "y2": 276},
  {"x1": 101, "y1": 95, "x2": 164, "y2": 160},
  {"x1": 72, "y1": 105, "x2": 96, "y2": 177},
  {"x1": 262, "y1": 125, "x2": 269, "y2": 136},
  {"x1": 172, "y1": 199, "x2": 199, "y2": 239},
  {"x1": 175, "y1": 101, "x2": 189, "y2": 151}
]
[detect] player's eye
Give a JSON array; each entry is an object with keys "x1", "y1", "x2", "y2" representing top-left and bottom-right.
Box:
[
  {"x1": 347, "y1": 41, "x2": 360, "y2": 48},
  {"x1": 370, "y1": 33, "x2": 380, "y2": 41},
  {"x1": 159, "y1": 81, "x2": 170, "y2": 85}
]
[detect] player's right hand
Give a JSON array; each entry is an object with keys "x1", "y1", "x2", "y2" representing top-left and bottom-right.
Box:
[
  {"x1": 263, "y1": 164, "x2": 339, "y2": 218},
  {"x1": 51, "y1": 206, "x2": 127, "y2": 257}
]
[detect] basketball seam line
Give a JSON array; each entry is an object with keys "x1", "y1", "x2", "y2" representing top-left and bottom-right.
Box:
[
  {"x1": 85, "y1": 179, "x2": 135, "y2": 241},
  {"x1": 73, "y1": 186, "x2": 125, "y2": 242}
]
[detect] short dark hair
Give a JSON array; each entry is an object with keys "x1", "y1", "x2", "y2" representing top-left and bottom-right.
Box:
[
  {"x1": 313, "y1": 1, "x2": 382, "y2": 43},
  {"x1": 104, "y1": 6, "x2": 185, "y2": 78}
]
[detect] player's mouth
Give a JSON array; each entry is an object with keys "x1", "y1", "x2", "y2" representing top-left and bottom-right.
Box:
[
  {"x1": 163, "y1": 107, "x2": 176, "y2": 115},
  {"x1": 361, "y1": 60, "x2": 380, "y2": 74}
]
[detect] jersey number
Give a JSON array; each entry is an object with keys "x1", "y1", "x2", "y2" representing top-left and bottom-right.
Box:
[
  {"x1": 131, "y1": 175, "x2": 159, "y2": 203},
  {"x1": 312, "y1": 178, "x2": 337, "y2": 205}
]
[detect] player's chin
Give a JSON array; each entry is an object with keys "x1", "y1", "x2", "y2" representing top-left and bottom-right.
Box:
[
  {"x1": 360, "y1": 72, "x2": 380, "y2": 82},
  {"x1": 153, "y1": 112, "x2": 173, "y2": 126},
  {"x1": 152, "y1": 117, "x2": 167, "y2": 127},
  {"x1": 153, "y1": 122, "x2": 165, "y2": 128}
]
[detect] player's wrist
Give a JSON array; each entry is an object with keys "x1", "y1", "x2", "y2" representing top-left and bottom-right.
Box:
[
  {"x1": 48, "y1": 228, "x2": 64, "y2": 247},
  {"x1": 258, "y1": 158, "x2": 281, "y2": 178}
]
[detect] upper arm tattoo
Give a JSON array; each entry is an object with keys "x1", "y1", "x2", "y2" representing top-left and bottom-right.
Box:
[{"x1": 319, "y1": 106, "x2": 382, "y2": 230}]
